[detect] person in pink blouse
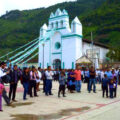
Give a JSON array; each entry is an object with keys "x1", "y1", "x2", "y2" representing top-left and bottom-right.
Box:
[
  {"x1": 29, "y1": 66, "x2": 38, "y2": 97},
  {"x1": 0, "y1": 83, "x2": 4, "y2": 111}
]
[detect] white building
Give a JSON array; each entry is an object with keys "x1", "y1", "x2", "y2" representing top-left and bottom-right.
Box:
[{"x1": 38, "y1": 8, "x2": 109, "y2": 69}]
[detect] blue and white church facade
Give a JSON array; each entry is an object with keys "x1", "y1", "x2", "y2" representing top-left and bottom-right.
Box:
[{"x1": 38, "y1": 8, "x2": 108, "y2": 69}]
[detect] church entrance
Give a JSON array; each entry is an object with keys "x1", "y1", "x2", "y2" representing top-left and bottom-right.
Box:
[{"x1": 53, "y1": 59, "x2": 61, "y2": 70}]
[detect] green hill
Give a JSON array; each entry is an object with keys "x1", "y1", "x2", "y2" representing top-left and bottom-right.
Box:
[
  {"x1": 0, "y1": 0, "x2": 120, "y2": 61},
  {"x1": 81, "y1": 0, "x2": 120, "y2": 47}
]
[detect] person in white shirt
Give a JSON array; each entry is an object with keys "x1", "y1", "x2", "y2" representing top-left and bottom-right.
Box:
[
  {"x1": 36, "y1": 67, "x2": 42, "y2": 91},
  {"x1": 101, "y1": 69, "x2": 105, "y2": 80},
  {"x1": 0, "y1": 62, "x2": 11, "y2": 106},
  {"x1": 45, "y1": 66, "x2": 53, "y2": 96},
  {"x1": 96, "y1": 69, "x2": 101, "y2": 84}
]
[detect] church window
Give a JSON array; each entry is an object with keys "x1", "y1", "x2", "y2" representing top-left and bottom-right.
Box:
[
  {"x1": 41, "y1": 29, "x2": 43, "y2": 37},
  {"x1": 51, "y1": 22, "x2": 54, "y2": 29},
  {"x1": 61, "y1": 20, "x2": 63, "y2": 28},
  {"x1": 56, "y1": 21, "x2": 58, "y2": 28},
  {"x1": 55, "y1": 42, "x2": 61, "y2": 50},
  {"x1": 73, "y1": 22, "x2": 76, "y2": 32}
]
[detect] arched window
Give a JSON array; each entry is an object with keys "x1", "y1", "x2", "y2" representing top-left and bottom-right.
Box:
[
  {"x1": 73, "y1": 23, "x2": 75, "y2": 32},
  {"x1": 51, "y1": 22, "x2": 54, "y2": 29},
  {"x1": 56, "y1": 21, "x2": 58, "y2": 28},
  {"x1": 40, "y1": 29, "x2": 43, "y2": 37},
  {"x1": 61, "y1": 20, "x2": 63, "y2": 28}
]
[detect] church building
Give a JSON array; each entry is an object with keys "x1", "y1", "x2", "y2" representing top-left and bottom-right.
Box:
[{"x1": 38, "y1": 8, "x2": 109, "y2": 69}]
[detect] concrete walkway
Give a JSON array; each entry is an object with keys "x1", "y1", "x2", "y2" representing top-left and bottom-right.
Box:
[{"x1": 1, "y1": 82, "x2": 120, "y2": 120}]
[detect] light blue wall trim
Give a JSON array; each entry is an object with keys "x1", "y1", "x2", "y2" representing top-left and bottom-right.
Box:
[
  {"x1": 47, "y1": 63, "x2": 49, "y2": 68},
  {"x1": 62, "y1": 34, "x2": 83, "y2": 39},
  {"x1": 49, "y1": 15, "x2": 69, "y2": 20},
  {"x1": 40, "y1": 38, "x2": 50, "y2": 41},
  {"x1": 61, "y1": 34, "x2": 63, "y2": 69},
  {"x1": 56, "y1": 27, "x2": 66, "y2": 30},
  {"x1": 72, "y1": 62, "x2": 74, "y2": 69},
  {"x1": 47, "y1": 27, "x2": 66, "y2": 32},
  {"x1": 40, "y1": 63, "x2": 41, "y2": 68},
  {"x1": 49, "y1": 38, "x2": 51, "y2": 66},
  {"x1": 52, "y1": 52, "x2": 62, "y2": 54},
  {"x1": 63, "y1": 62, "x2": 65, "y2": 69}
]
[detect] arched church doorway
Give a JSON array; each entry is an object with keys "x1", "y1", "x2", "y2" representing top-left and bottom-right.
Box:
[{"x1": 53, "y1": 59, "x2": 61, "y2": 70}]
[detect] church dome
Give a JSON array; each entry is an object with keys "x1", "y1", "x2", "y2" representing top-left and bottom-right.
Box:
[
  {"x1": 62, "y1": 9, "x2": 68, "y2": 15},
  {"x1": 50, "y1": 12, "x2": 54, "y2": 18},
  {"x1": 55, "y1": 8, "x2": 62, "y2": 16},
  {"x1": 72, "y1": 16, "x2": 81, "y2": 24},
  {"x1": 41, "y1": 23, "x2": 48, "y2": 30}
]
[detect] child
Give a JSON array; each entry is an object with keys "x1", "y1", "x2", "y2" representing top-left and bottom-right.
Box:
[
  {"x1": 113, "y1": 76, "x2": 117, "y2": 98},
  {"x1": 109, "y1": 79, "x2": 114, "y2": 98},
  {"x1": 102, "y1": 74, "x2": 109, "y2": 98},
  {"x1": 0, "y1": 83, "x2": 4, "y2": 111},
  {"x1": 58, "y1": 71, "x2": 66, "y2": 98}
]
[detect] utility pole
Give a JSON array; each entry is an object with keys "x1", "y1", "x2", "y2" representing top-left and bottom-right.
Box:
[{"x1": 91, "y1": 31, "x2": 94, "y2": 67}]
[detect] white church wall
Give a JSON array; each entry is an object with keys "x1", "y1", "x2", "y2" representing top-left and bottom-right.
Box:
[
  {"x1": 83, "y1": 42, "x2": 108, "y2": 63},
  {"x1": 76, "y1": 37, "x2": 83, "y2": 60},
  {"x1": 99, "y1": 47, "x2": 109, "y2": 63},
  {"x1": 62, "y1": 37, "x2": 76, "y2": 69},
  {"x1": 51, "y1": 32, "x2": 61, "y2": 53}
]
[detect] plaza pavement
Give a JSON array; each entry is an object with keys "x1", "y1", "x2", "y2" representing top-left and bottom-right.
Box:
[{"x1": 1, "y1": 82, "x2": 120, "y2": 120}]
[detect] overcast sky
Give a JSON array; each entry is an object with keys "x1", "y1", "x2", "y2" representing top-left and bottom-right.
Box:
[{"x1": 0, "y1": 0, "x2": 76, "y2": 16}]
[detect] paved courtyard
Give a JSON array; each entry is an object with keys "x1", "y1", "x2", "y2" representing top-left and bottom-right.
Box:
[{"x1": 1, "y1": 82, "x2": 120, "y2": 120}]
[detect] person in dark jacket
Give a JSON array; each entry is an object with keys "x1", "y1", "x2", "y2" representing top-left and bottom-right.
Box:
[
  {"x1": 9, "y1": 65, "x2": 21, "y2": 102},
  {"x1": 109, "y1": 79, "x2": 114, "y2": 98},
  {"x1": 22, "y1": 67, "x2": 30, "y2": 100},
  {"x1": 102, "y1": 74, "x2": 109, "y2": 98},
  {"x1": 58, "y1": 71, "x2": 66, "y2": 98},
  {"x1": 113, "y1": 76, "x2": 117, "y2": 98}
]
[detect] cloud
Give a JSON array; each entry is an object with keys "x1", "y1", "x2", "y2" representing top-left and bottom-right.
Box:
[{"x1": 0, "y1": 0, "x2": 76, "y2": 16}]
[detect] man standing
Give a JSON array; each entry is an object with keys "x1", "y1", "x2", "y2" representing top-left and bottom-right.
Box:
[
  {"x1": 74, "y1": 66, "x2": 82, "y2": 93},
  {"x1": 88, "y1": 66, "x2": 96, "y2": 93},
  {"x1": 105, "y1": 68, "x2": 112, "y2": 80},
  {"x1": 9, "y1": 65, "x2": 20, "y2": 102},
  {"x1": 45, "y1": 66, "x2": 53, "y2": 96},
  {"x1": 0, "y1": 62, "x2": 11, "y2": 105}
]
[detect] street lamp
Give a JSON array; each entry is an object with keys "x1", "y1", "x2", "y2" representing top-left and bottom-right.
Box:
[{"x1": 42, "y1": 43, "x2": 45, "y2": 69}]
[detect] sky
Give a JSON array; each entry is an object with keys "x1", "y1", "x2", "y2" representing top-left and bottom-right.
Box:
[{"x1": 0, "y1": 0, "x2": 76, "y2": 16}]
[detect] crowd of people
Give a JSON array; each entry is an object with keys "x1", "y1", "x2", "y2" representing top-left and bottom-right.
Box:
[{"x1": 0, "y1": 61, "x2": 120, "y2": 112}]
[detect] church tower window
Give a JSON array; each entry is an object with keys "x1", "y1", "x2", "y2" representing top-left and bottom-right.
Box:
[
  {"x1": 41, "y1": 29, "x2": 43, "y2": 37},
  {"x1": 56, "y1": 21, "x2": 58, "y2": 28},
  {"x1": 51, "y1": 22, "x2": 54, "y2": 29},
  {"x1": 61, "y1": 20, "x2": 63, "y2": 28},
  {"x1": 73, "y1": 22, "x2": 76, "y2": 32}
]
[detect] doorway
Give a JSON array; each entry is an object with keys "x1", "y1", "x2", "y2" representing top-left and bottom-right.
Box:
[{"x1": 53, "y1": 59, "x2": 61, "y2": 70}]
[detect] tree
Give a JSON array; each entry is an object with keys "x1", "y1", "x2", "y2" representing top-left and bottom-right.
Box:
[{"x1": 106, "y1": 47, "x2": 120, "y2": 62}]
